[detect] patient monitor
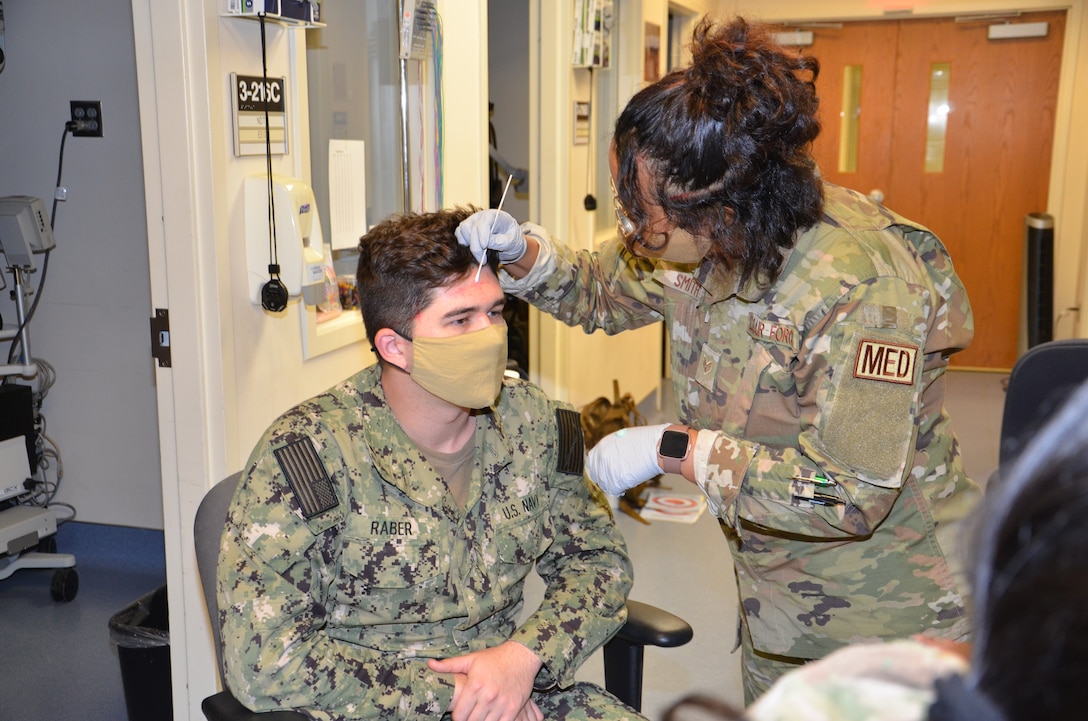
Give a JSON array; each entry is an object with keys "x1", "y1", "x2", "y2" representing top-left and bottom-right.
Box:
[{"x1": 0, "y1": 195, "x2": 55, "y2": 271}]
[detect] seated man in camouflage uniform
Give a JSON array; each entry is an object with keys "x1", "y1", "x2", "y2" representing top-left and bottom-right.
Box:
[{"x1": 217, "y1": 207, "x2": 641, "y2": 721}]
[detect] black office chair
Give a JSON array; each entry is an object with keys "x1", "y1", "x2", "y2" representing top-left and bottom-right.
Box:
[
  {"x1": 195, "y1": 473, "x2": 692, "y2": 720},
  {"x1": 997, "y1": 338, "x2": 1088, "y2": 473}
]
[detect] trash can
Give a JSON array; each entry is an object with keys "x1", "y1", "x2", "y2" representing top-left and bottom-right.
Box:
[
  {"x1": 109, "y1": 585, "x2": 172, "y2": 721},
  {"x1": 1024, "y1": 212, "x2": 1055, "y2": 349}
]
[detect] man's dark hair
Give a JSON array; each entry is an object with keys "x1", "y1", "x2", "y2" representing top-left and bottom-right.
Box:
[
  {"x1": 613, "y1": 16, "x2": 823, "y2": 289},
  {"x1": 355, "y1": 206, "x2": 496, "y2": 348}
]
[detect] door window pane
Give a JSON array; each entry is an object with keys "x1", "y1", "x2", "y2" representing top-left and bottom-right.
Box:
[
  {"x1": 838, "y1": 65, "x2": 862, "y2": 173},
  {"x1": 925, "y1": 62, "x2": 951, "y2": 173}
]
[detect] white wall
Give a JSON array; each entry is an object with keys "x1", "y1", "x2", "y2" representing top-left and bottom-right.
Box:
[{"x1": 0, "y1": 0, "x2": 162, "y2": 529}]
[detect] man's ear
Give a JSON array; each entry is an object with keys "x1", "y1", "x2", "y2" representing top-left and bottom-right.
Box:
[{"x1": 374, "y1": 328, "x2": 409, "y2": 369}]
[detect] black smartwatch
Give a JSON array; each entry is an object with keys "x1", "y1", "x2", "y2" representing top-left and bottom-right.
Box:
[{"x1": 658, "y1": 428, "x2": 691, "y2": 476}]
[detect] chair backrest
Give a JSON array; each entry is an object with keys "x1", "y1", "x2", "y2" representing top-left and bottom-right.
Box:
[
  {"x1": 1000, "y1": 339, "x2": 1088, "y2": 468},
  {"x1": 194, "y1": 471, "x2": 244, "y2": 681}
]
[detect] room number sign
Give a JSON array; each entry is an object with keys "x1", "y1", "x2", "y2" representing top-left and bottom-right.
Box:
[{"x1": 231, "y1": 73, "x2": 288, "y2": 157}]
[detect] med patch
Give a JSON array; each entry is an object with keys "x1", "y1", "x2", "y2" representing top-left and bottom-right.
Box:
[
  {"x1": 853, "y1": 339, "x2": 918, "y2": 385},
  {"x1": 273, "y1": 437, "x2": 338, "y2": 518}
]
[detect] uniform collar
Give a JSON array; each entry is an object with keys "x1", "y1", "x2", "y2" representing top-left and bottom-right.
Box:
[{"x1": 358, "y1": 365, "x2": 515, "y2": 514}]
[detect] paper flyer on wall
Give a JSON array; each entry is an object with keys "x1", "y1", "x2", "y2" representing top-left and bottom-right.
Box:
[{"x1": 638, "y1": 488, "x2": 707, "y2": 524}]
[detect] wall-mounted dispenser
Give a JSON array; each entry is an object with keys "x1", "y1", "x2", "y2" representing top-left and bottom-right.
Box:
[{"x1": 244, "y1": 174, "x2": 326, "y2": 307}]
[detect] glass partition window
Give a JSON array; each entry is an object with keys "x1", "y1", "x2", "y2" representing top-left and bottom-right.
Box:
[
  {"x1": 306, "y1": 0, "x2": 404, "y2": 247},
  {"x1": 301, "y1": 0, "x2": 403, "y2": 356}
]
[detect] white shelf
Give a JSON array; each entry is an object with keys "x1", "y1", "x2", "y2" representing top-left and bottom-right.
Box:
[{"x1": 221, "y1": 12, "x2": 325, "y2": 29}]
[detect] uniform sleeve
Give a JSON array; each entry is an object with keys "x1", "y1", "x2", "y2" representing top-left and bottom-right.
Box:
[
  {"x1": 500, "y1": 223, "x2": 665, "y2": 334},
  {"x1": 696, "y1": 275, "x2": 944, "y2": 539},
  {"x1": 506, "y1": 402, "x2": 634, "y2": 688},
  {"x1": 217, "y1": 434, "x2": 453, "y2": 719}
]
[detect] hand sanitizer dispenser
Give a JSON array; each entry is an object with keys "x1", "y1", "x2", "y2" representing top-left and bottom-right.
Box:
[{"x1": 245, "y1": 174, "x2": 326, "y2": 307}]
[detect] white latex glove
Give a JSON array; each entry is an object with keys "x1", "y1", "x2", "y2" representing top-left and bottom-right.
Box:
[
  {"x1": 455, "y1": 209, "x2": 527, "y2": 264},
  {"x1": 586, "y1": 423, "x2": 668, "y2": 496}
]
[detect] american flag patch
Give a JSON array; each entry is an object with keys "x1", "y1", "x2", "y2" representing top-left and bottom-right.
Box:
[
  {"x1": 853, "y1": 339, "x2": 918, "y2": 385},
  {"x1": 274, "y1": 438, "x2": 338, "y2": 518}
]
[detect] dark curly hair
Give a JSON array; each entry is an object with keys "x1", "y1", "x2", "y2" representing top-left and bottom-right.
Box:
[
  {"x1": 354, "y1": 206, "x2": 496, "y2": 348},
  {"x1": 613, "y1": 16, "x2": 823, "y2": 289}
]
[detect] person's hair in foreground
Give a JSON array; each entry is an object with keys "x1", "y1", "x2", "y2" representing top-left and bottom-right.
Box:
[
  {"x1": 355, "y1": 205, "x2": 496, "y2": 347},
  {"x1": 611, "y1": 16, "x2": 823, "y2": 289},
  {"x1": 928, "y1": 376, "x2": 1088, "y2": 720}
]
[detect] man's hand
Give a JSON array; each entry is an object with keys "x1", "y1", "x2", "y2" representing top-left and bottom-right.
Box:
[
  {"x1": 428, "y1": 640, "x2": 543, "y2": 721},
  {"x1": 455, "y1": 209, "x2": 528, "y2": 265},
  {"x1": 586, "y1": 424, "x2": 668, "y2": 495}
]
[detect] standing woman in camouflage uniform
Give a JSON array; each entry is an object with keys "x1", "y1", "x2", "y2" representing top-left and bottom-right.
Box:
[{"x1": 456, "y1": 16, "x2": 980, "y2": 704}]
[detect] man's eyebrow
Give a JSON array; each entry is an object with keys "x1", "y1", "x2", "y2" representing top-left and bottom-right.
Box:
[{"x1": 439, "y1": 298, "x2": 505, "y2": 321}]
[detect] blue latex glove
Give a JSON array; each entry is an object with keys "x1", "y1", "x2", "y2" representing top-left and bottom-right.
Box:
[
  {"x1": 586, "y1": 424, "x2": 669, "y2": 496},
  {"x1": 455, "y1": 209, "x2": 527, "y2": 265}
]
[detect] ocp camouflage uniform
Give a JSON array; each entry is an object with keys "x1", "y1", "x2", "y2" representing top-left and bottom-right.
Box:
[
  {"x1": 502, "y1": 182, "x2": 981, "y2": 701},
  {"x1": 744, "y1": 639, "x2": 970, "y2": 721},
  {"x1": 217, "y1": 364, "x2": 639, "y2": 721}
]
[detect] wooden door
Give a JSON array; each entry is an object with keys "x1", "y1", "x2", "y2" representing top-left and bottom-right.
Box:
[{"x1": 804, "y1": 11, "x2": 1065, "y2": 369}]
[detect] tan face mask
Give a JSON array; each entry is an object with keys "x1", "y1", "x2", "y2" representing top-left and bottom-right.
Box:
[
  {"x1": 409, "y1": 324, "x2": 508, "y2": 409},
  {"x1": 637, "y1": 227, "x2": 714, "y2": 264}
]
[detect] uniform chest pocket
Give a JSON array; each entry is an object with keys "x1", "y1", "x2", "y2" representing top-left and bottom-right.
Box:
[
  {"x1": 700, "y1": 337, "x2": 793, "y2": 437},
  {"x1": 495, "y1": 511, "x2": 547, "y2": 566},
  {"x1": 339, "y1": 535, "x2": 444, "y2": 593},
  {"x1": 478, "y1": 496, "x2": 548, "y2": 593}
]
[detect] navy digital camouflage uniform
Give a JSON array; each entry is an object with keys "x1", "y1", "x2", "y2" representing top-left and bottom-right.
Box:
[
  {"x1": 502, "y1": 182, "x2": 981, "y2": 700},
  {"x1": 217, "y1": 364, "x2": 640, "y2": 720}
]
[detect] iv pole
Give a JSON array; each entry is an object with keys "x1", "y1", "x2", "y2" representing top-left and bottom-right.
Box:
[{"x1": 0, "y1": 266, "x2": 38, "y2": 378}]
